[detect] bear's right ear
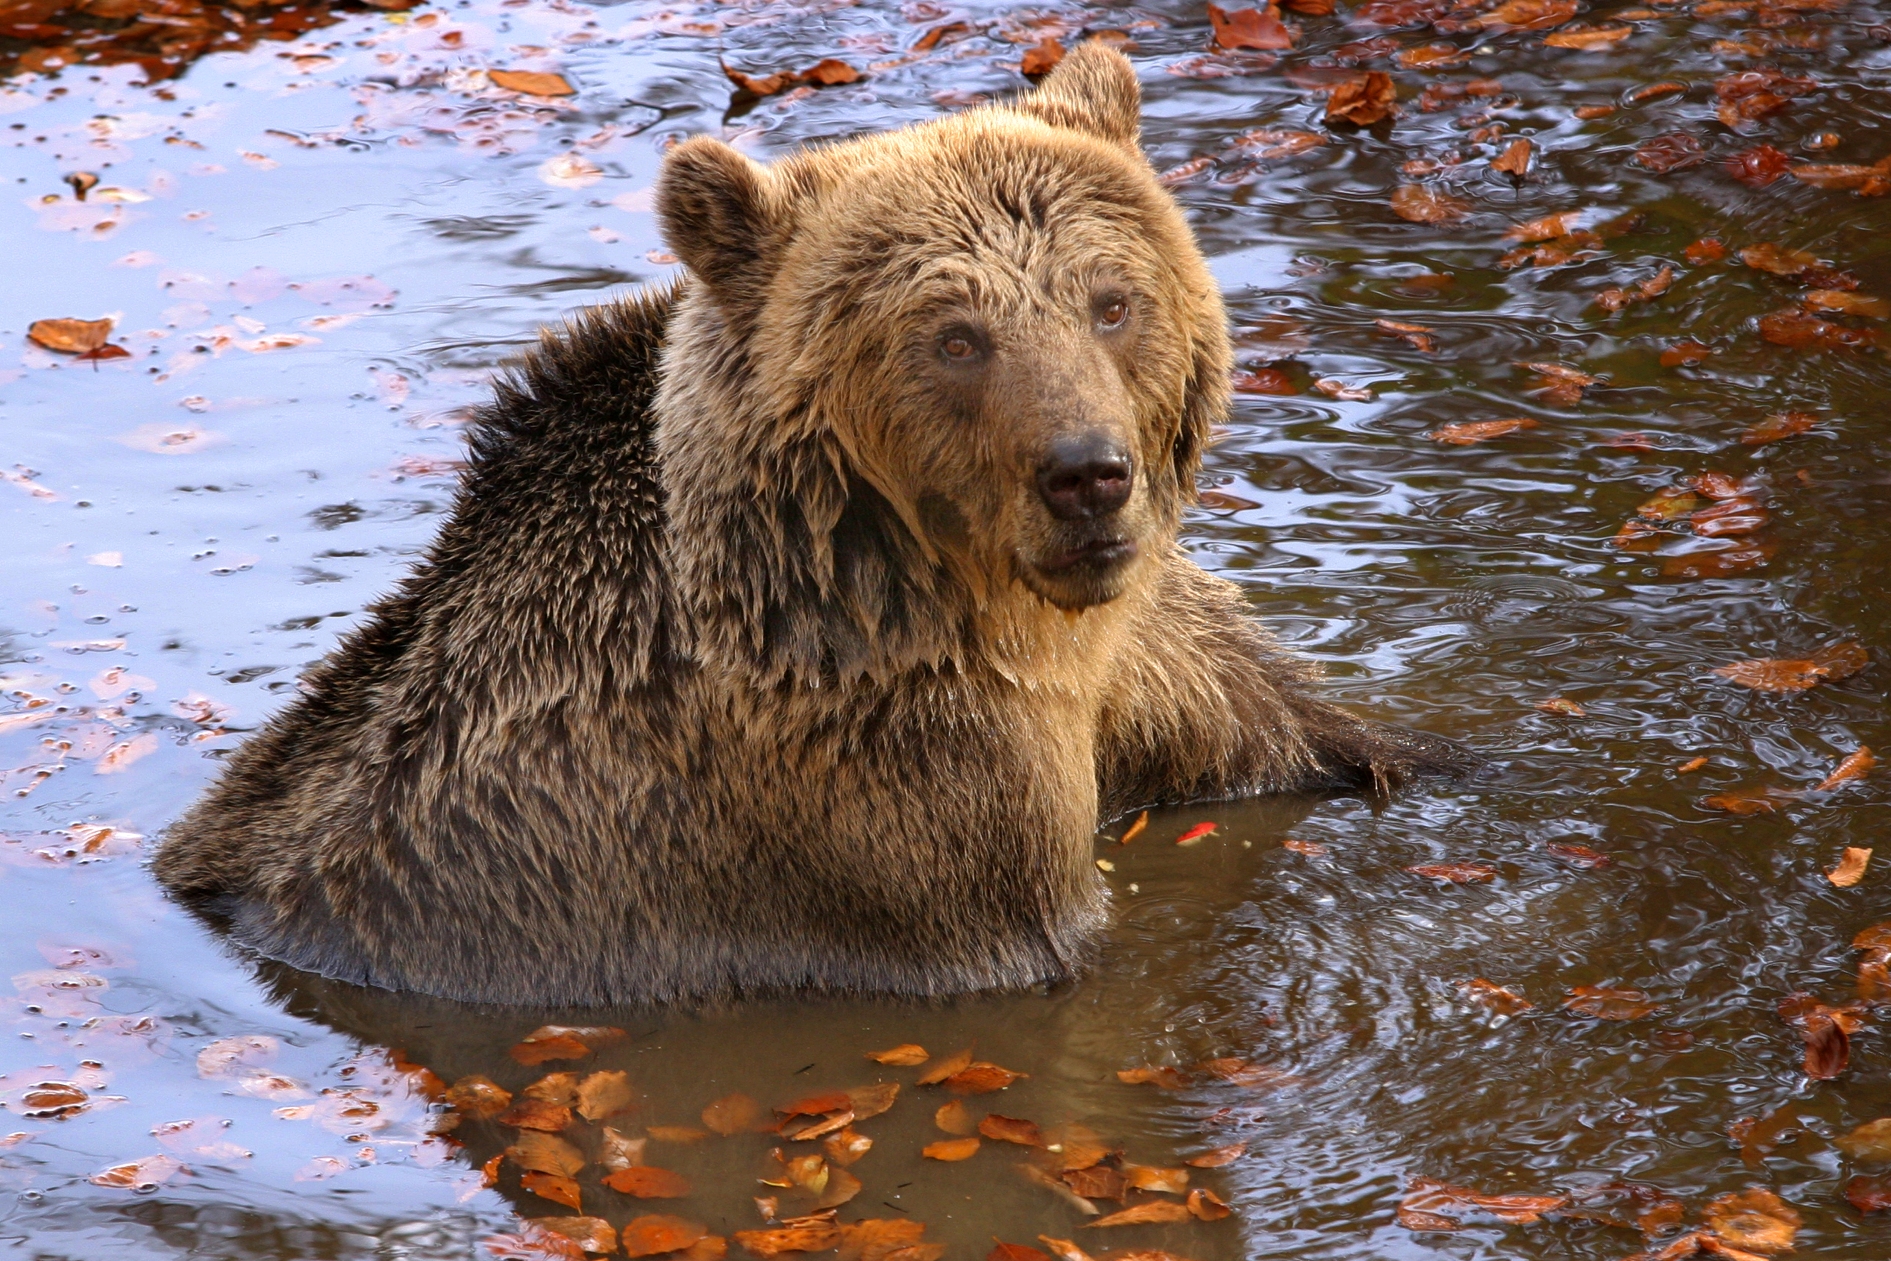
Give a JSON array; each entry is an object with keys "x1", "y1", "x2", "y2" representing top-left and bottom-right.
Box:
[
  {"x1": 656, "y1": 137, "x2": 782, "y2": 310},
  {"x1": 1015, "y1": 40, "x2": 1142, "y2": 151}
]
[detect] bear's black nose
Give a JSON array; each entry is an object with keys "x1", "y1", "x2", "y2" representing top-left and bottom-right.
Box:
[{"x1": 1036, "y1": 433, "x2": 1133, "y2": 521}]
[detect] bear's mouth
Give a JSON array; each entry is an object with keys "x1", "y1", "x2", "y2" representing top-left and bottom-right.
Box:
[{"x1": 1039, "y1": 536, "x2": 1137, "y2": 574}]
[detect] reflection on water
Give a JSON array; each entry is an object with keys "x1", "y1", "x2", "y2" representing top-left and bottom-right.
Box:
[{"x1": 2, "y1": 0, "x2": 1889, "y2": 1256}]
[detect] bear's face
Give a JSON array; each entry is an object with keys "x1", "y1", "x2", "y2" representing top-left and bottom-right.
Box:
[{"x1": 658, "y1": 45, "x2": 1230, "y2": 671}]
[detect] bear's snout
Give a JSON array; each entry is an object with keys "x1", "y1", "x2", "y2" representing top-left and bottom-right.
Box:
[{"x1": 1035, "y1": 432, "x2": 1133, "y2": 522}]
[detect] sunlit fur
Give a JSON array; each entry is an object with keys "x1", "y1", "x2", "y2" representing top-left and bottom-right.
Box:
[{"x1": 153, "y1": 45, "x2": 1468, "y2": 1006}]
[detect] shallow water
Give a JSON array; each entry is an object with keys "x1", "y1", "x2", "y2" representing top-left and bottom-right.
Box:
[{"x1": 3, "y1": 0, "x2": 1890, "y2": 1257}]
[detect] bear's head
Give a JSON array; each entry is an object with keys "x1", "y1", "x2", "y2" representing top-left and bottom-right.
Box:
[{"x1": 655, "y1": 43, "x2": 1231, "y2": 684}]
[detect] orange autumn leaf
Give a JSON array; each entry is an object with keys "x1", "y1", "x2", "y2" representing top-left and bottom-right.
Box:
[
  {"x1": 776, "y1": 1092, "x2": 851, "y2": 1119},
  {"x1": 702, "y1": 1092, "x2": 766, "y2": 1135},
  {"x1": 1459, "y1": 978, "x2": 1535, "y2": 1016},
  {"x1": 1713, "y1": 642, "x2": 1867, "y2": 692},
  {"x1": 537, "y1": 1218, "x2": 617, "y2": 1255},
  {"x1": 1207, "y1": 3, "x2": 1296, "y2": 51},
  {"x1": 522, "y1": 1171, "x2": 583, "y2": 1211},
  {"x1": 1186, "y1": 1143, "x2": 1247, "y2": 1168},
  {"x1": 622, "y1": 1215, "x2": 706, "y2": 1258},
  {"x1": 944, "y1": 1063, "x2": 1027, "y2": 1094},
  {"x1": 846, "y1": 1082, "x2": 899, "y2": 1120},
  {"x1": 923, "y1": 1136, "x2": 980, "y2": 1161},
  {"x1": 1491, "y1": 138, "x2": 1532, "y2": 176},
  {"x1": 89, "y1": 1154, "x2": 183, "y2": 1189},
  {"x1": 1116, "y1": 1065, "x2": 1189, "y2": 1089},
  {"x1": 1738, "y1": 411, "x2": 1815, "y2": 445},
  {"x1": 1406, "y1": 863, "x2": 1496, "y2": 883},
  {"x1": 1036, "y1": 1240, "x2": 1094, "y2": 1261},
  {"x1": 1544, "y1": 23, "x2": 1631, "y2": 48},
  {"x1": 1019, "y1": 38, "x2": 1064, "y2": 76},
  {"x1": 1326, "y1": 71, "x2": 1396, "y2": 125},
  {"x1": 836, "y1": 1218, "x2": 926, "y2": 1260},
  {"x1": 1564, "y1": 985, "x2": 1664, "y2": 1020},
  {"x1": 1829, "y1": 848, "x2": 1872, "y2": 888},
  {"x1": 1282, "y1": 838, "x2": 1328, "y2": 856},
  {"x1": 511, "y1": 1026, "x2": 625, "y2": 1065},
  {"x1": 1428, "y1": 418, "x2": 1538, "y2": 445},
  {"x1": 445, "y1": 1075, "x2": 512, "y2": 1119},
  {"x1": 28, "y1": 317, "x2": 114, "y2": 354},
  {"x1": 488, "y1": 70, "x2": 575, "y2": 97},
  {"x1": 865, "y1": 1044, "x2": 928, "y2": 1066},
  {"x1": 987, "y1": 1245, "x2": 1051, "y2": 1261},
  {"x1": 500, "y1": 1098, "x2": 574, "y2": 1132},
  {"x1": 1063, "y1": 1164, "x2": 1126, "y2": 1200},
  {"x1": 508, "y1": 1130, "x2": 586, "y2": 1177},
  {"x1": 934, "y1": 1100, "x2": 975, "y2": 1134},
  {"x1": 1084, "y1": 1201, "x2": 1193, "y2": 1227},
  {"x1": 916, "y1": 1047, "x2": 974, "y2": 1086},
  {"x1": 724, "y1": 58, "x2": 861, "y2": 98},
  {"x1": 978, "y1": 1114, "x2": 1043, "y2": 1146},
  {"x1": 602, "y1": 1166, "x2": 692, "y2": 1198},
  {"x1": 1188, "y1": 1187, "x2": 1233, "y2": 1220},
  {"x1": 1123, "y1": 1163, "x2": 1189, "y2": 1193},
  {"x1": 732, "y1": 1223, "x2": 843, "y2": 1257},
  {"x1": 1398, "y1": 1178, "x2": 1567, "y2": 1228},
  {"x1": 1391, "y1": 184, "x2": 1472, "y2": 224},
  {"x1": 1818, "y1": 747, "x2": 1875, "y2": 792},
  {"x1": 1702, "y1": 1188, "x2": 1800, "y2": 1253},
  {"x1": 1474, "y1": 0, "x2": 1578, "y2": 30},
  {"x1": 824, "y1": 1128, "x2": 871, "y2": 1166}
]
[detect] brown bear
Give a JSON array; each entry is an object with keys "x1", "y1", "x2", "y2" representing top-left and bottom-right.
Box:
[{"x1": 153, "y1": 43, "x2": 1466, "y2": 1006}]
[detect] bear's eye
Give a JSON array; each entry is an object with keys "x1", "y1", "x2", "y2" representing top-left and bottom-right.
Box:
[
  {"x1": 938, "y1": 330, "x2": 982, "y2": 363},
  {"x1": 1096, "y1": 298, "x2": 1130, "y2": 329}
]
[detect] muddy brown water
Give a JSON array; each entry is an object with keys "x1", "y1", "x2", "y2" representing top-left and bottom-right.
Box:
[{"x1": 3, "y1": 0, "x2": 1890, "y2": 1257}]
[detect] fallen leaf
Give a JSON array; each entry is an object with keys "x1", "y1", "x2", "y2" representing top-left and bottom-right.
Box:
[
  {"x1": 445, "y1": 1076, "x2": 513, "y2": 1119},
  {"x1": 1020, "y1": 38, "x2": 1065, "y2": 76},
  {"x1": 1819, "y1": 747, "x2": 1875, "y2": 792},
  {"x1": 1522, "y1": 362, "x2": 1599, "y2": 405},
  {"x1": 1547, "y1": 842, "x2": 1609, "y2": 868},
  {"x1": 945, "y1": 1063, "x2": 1027, "y2": 1094},
  {"x1": 1685, "y1": 237, "x2": 1729, "y2": 264},
  {"x1": 1186, "y1": 1143, "x2": 1247, "y2": 1167},
  {"x1": 501, "y1": 1098, "x2": 574, "y2": 1132},
  {"x1": 604, "y1": 1166, "x2": 691, "y2": 1198},
  {"x1": 1829, "y1": 848, "x2": 1872, "y2": 887},
  {"x1": 1564, "y1": 985, "x2": 1664, "y2": 1020},
  {"x1": 1702, "y1": 1188, "x2": 1800, "y2": 1253},
  {"x1": 923, "y1": 1136, "x2": 980, "y2": 1161},
  {"x1": 777, "y1": 1092, "x2": 852, "y2": 1120},
  {"x1": 1805, "y1": 290, "x2": 1891, "y2": 319},
  {"x1": 488, "y1": 70, "x2": 575, "y2": 97},
  {"x1": 1282, "y1": 838, "x2": 1328, "y2": 856},
  {"x1": 649, "y1": 1126, "x2": 710, "y2": 1144},
  {"x1": 1207, "y1": 3, "x2": 1297, "y2": 51},
  {"x1": 522, "y1": 1172, "x2": 582, "y2": 1211},
  {"x1": 1636, "y1": 132, "x2": 1706, "y2": 172},
  {"x1": 1507, "y1": 210, "x2": 1586, "y2": 241},
  {"x1": 1391, "y1": 184, "x2": 1472, "y2": 224},
  {"x1": 578, "y1": 1071, "x2": 633, "y2": 1121},
  {"x1": 816, "y1": 1166, "x2": 863, "y2": 1209},
  {"x1": 1778, "y1": 993, "x2": 1863, "y2": 1079},
  {"x1": 702, "y1": 1093, "x2": 765, "y2": 1135},
  {"x1": 1678, "y1": 757, "x2": 1710, "y2": 773},
  {"x1": 1759, "y1": 309, "x2": 1876, "y2": 351},
  {"x1": 1544, "y1": 23, "x2": 1631, "y2": 48},
  {"x1": 530, "y1": 1218, "x2": 616, "y2": 1255},
  {"x1": 1489, "y1": 138, "x2": 1533, "y2": 177},
  {"x1": 1229, "y1": 368, "x2": 1297, "y2": 395},
  {"x1": 1738, "y1": 412, "x2": 1815, "y2": 445},
  {"x1": 1314, "y1": 378, "x2": 1374, "y2": 401},
  {"x1": 1428, "y1": 418, "x2": 1538, "y2": 444},
  {"x1": 934, "y1": 1100, "x2": 975, "y2": 1134},
  {"x1": 847, "y1": 1083, "x2": 899, "y2": 1120},
  {"x1": 1085, "y1": 1202, "x2": 1193, "y2": 1227},
  {"x1": 825, "y1": 1128, "x2": 872, "y2": 1166},
  {"x1": 90, "y1": 1154, "x2": 183, "y2": 1189},
  {"x1": 866, "y1": 1044, "x2": 928, "y2": 1066},
  {"x1": 979, "y1": 1115, "x2": 1043, "y2": 1146},
  {"x1": 27, "y1": 317, "x2": 114, "y2": 354},
  {"x1": 733, "y1": 1223, "x2": 843, "y2": 1257},
  {"x1": 197, "y1": 1035, "x2": 278, "y2": 1079},
  {"x1": 1326, "y1": 71, "x2": 1396, "y2": 124},
  {"x1": 1123, "y1": 1164, "x2": 1189, "y2": 1194},
  {"x1": 988, "y1": 1245, "x2": 1050, "y2": 1261},
  {"x1": 1063, "y1": 1166, "x2": 1126, "y2": 1200},
  {"x1": 1116, "y1": 1066, "x2": 1189, "y2": 1089},
  {"x1": 1474, "y1": 0, "x2": 1578, "y2": 30},
  {"x1": 1036, "y1": 1240, "x2": 1094, "y2": 1261},
  {"x1": 725, "y1": 58, "x2": 861, "y2": 98},
  {"x1": 1536, "y1": 696, "x2": 1585, "y2": 716},
  {"x1": 1398, "y1": 1178, "x2": 1568, "y2": 1228},
  {"x1": 916, "y1": 1048, "x2": 974, "y2": 1086},
  {"x1": 1837, "y1": 1118, "x2": 1891, "y2": 1160},
  {"x1": 1460, "y1": 978, "x2": 1534, "y2": 1016},
  {"x1": 509, "y1": 1131, "x2": 586, "y2": 1178},
  {"x1": 511, "y1": 1026, "x2": 625, "y2": 1066},
  {"x1": 1846, "y1": 1175, "x2": 1891, "y2": 1214},
  {"x1": 1188, "y1": 1188, "x2": 1233, "y2": 1220},
  {"x1": 1701, "y1": 786, "x2": 1796, "y2": 814},
  {"x1": 1727, "y1": 144, "x2": 1793, "y2": 187},
  {"x1": 600, "y1": 1126, "x2": 647, "y2": 1173},
  {"x1": 1713, "y1": 642, "x2": 1867, "y2": 692},
  {"x1": 1406, "y1": 863, "x2": 1497, "y2": 883},
  {"x1": 836, "y1": 1217, "x2": 925, "y2": 1261}
]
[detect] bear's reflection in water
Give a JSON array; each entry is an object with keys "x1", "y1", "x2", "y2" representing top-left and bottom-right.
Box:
[{"x1": 241, "y1": 794, "x2": 1336, "y2": 1259}]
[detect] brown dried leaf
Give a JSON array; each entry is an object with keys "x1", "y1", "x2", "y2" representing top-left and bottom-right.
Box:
[
  {"x1": 979, "y1": 1115, "x2": 1044, "y2": 1146},
  {"x1": 500, "y1": 1098, "x2": 575, "y2": 1132},
  {"x1": 733, "y1": 1224, "x2": 843, "y2": 1258},
  {"x1": 599, "y1": 1125, "x2": 646, "y2": 1173},
  {"x1": 1123, "y1": 1164, "x2": 1190, "y2": 1194},
  {"x1": 1702, "y1": 1189, "x2": 1800, "y2": 1253},
  {"x1": 27, "y1": 317, "x2": 114, "y2": 354},
  {"x1": 622, "y1": 1215, "x2": 705, "y2": 1258},
  {"x1": 1020, "y1": 38, "x2": 1065, "y2": 77},
  {"x1": 89, "y1": 1154, "x2": 182, "y2": 1189},
  {"x1": 1063, "y1": 1166, "x2": 1126, "y2": 1200},
  {"x1": 1759, "y1": 309, "x2": 1877, "y2": 351},
  {"x1": 866, "y1": 1044, "x2": 928, "y2": 1066},
  {"x1": 945, "y1": 1063, "x2": 1027, "y2": 1095},
  {"x1": 1491, "y1": 138, "x2": 1533, "y2": 176},
  {"x1": 847, "y1": 1083, "x2": 899, "y2": 1120},
  {"x1": 1819, "y1": 747, "x2": 1875, "y2": 792},
  {"x1": 1391, "y1": 184, "x2": 1472, "y2": 223},
  {"x1": 934, "y1": 1100, "x2": 976, "y2": 1134},
  {"x1": 1407, "y1": 863, "x2": 1497, "y2": 883},
  {"x1": 522, "y1": 1171, "x2": 583, "y2": 1211},
  {"x1": 1635, "y1": 132, "x2": 1706, "y2": 173},
  {"x1": 488, "y1": 70, "x2": 575, "y2": 97},
  {"x1": 1036, "y1": 1240, "x2": 1094, "y2": 1261},
  {"x1": 1564, "y1": 986, "x2": 1664, "y2": 1020},
  {"x1": 1846, "y1": 1174, "x2": 1891, "y2": 1214},
  {"x1": 1116, "y1": 1066, "x2": 1190, "y2": 1089},
  {"x1": 703, "y1": 1093, "x2": 766, "y2": 1135},
  {"x1": 1829, "y1": 848, "x2": 1872, "y2": 887},
  {"x1": 825, "y1": 1128, "x2": 872, "y2": 1166},
  {"x1": 1460, "y1": 979, "x2": 1534, "y2": 1015},
  {"x1": 602, "y1": 1166, "x2": 691, "y2": 1198},
  {"x1": 837, "y1": 1219, "x2": 925, "y2": 1261},
  {"x1": 988, "y1": 1245, "x2": 1050, "y2": 1261},
  {"x1": 1208, "y1": 3, "x2": 1297, "y2": 51},
  {"x1": 1836, "y1": 1117, "x2": 1891, "y2": 1160},
  {"x1": 537, "y1": 1217, "x2": 617, "y2": 1255},
  {"x1": 1544, "y1": 23, "x2": 1631, "y2": 48},
  {"x1": 1188, "y1": 1188, "x2": 1234, "y2": 1220},
  {"x1": 1475, "y1": 0, "x2": 1578, "y2": 30},
  {"x1": 1326, "y1": 71, "x2": 1396, "y2": 125},
  {"x1": 1084, "y1": 1201, "x2": 1194, "y2": 1227},
  {"x1": 1186, "y1": 1143, "x2": 1247, "y2": 1168},
  {"x1": 916, "y1": 1047, "x2": 973, "y2": 1086},
  {"x1": 1399, "y1": 1178, "x2": 1568, "y2": 1226},
  {"x1": 1428, "y1": 418, "x2": 1538, "y2": 445},
  {"x1": 511, "y1": 1026, "x2": 625, "y2": 1066},
  {"x1": 508, "y1": 1130, "x2": 586, "y2": 1178}
]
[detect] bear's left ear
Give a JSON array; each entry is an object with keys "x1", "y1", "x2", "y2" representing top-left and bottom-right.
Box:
[
  {"x1": 1015, "y1": 41, "x2": 1142, "y2": 150},
  {"x1": 656, "y1": 136, "x2": 785, "y2": 312}
]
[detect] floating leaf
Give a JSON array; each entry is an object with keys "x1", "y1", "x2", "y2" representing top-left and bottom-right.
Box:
[
  {"x1": 979, "y1": 1115, "x2": 1043, "y2": 1146},
  {"x1": 500, "y1": 1098, "x2": 574, "y2": 1132},
  {"x1": 488, "y1": 70, "x2": 575, "y2": 97},
  {"x1": 1428, "y1": 418, "x2": 1538, "y2": 444},
  {"x1": 1398, "y1": 1178, "x2": 1567, "y2": 1228},
  {"x1": 577, "y1": 1071, "x2": 632, "y2": 1121},
  {"x1": 1124, "y1": 1164, "x2": 1189, "y2": 1194},
  {"x1": 509, "y1": 1131, "x2": 586, "y2": 1178},
  {"x1": 1829, "y1": 848, "x2": 1872, "y2": 888},
  {"x1": 1635, "y1": 132, "x2": 1705, "y2": 172},
  {"x1": 1207, "y1": 3, "x2": 1296, "y2": 51},
  {"x1": 1326, "y1": 71, "x2": 1396, "y2": 125},
  {"x1": 1713, "y1": 642, "x2": 1866, "y2": 692},
  {"x1": 27, "y1": 317, "x2": 114, "y2": 354},
  {"x1": 1546, "y1": 842, "x2": 1609, "y2": 868},
  {"x1": 1019, "y1": 38, "x2": 1065, "y2": 76},
  {"x1": 599, "y1": 1126, "x2": 647, "y2": 1173},
  {"x1": 1085, "y1": 1202, "x2": 1193, "y2": 1227},
  {"x1": 724, "y1": 58, "x2": 862, "y2": 99},
  {"x1": 1188, "y1": 1188, "x2": 1233, "y2": 1220},
  {"x1": 916, "y1": 1047, "x2": 973, "y2": 1086},
  {"x1": 1702, "y1": 1188, "x2": 1800, "y2": 1253},
  {"x1": 922, "y1": 1136, "x2": 980, "y2": 1161},
  {"x1": 1460, "y1": 978, "x2": 1534, "y2": 1016},
  {"x1": 733, "y1": 1223, "x2": 843, "y2": 1257},
  {"x1": 510, "y1": 1026, "x2": 625, "y2": 1066},
  {"x1": 1564, "y1": 985, "x2": 1664, "y2": 1020},
  {"x1": 521, "y1": 1171, "x2": 582, "y2": 1211},
  {"x1": 866, "y1": 1045, "x2": 928, "y2": 1066},
  {"x1": 1391, "y1": 184, "x2": 1472, "y2": 224},
  {"x1": 1115, "y1": 1065, "x2": 1189, "y2": 1089},
  {"x1": 1544, "y1": 23, "x2": 1630, "y2": 48},
  {"x1": 934, "y1": 1100, "x2": 976, "y2": 1134},
  {"x1": 1818, "y1": 747, "x2": 1875, "y2": 792},
  {"x1": 1406, "y1": 863, "x2": 1497, "y2": 883},
  {"x1": 1186, "y1": 1143, "x2": 1247, "y2": 1167},
  {"x1": 945, "y1": 1063, "x2": 1027, "y2": 1095},
  {"x1": 603, "y1": 1166, "x2": 691, "y2": 1198},
  {"x1": 535, "y1": 1218, "x2": 617, "y2": 1255},
  {"x1": 90, "y1": 1154, "x2": 183, "y2": 1190}
]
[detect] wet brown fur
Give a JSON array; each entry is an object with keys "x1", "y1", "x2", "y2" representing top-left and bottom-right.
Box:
[{"x1": 153, "y1": 45, "x2": 1467, "y2": 1006}]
